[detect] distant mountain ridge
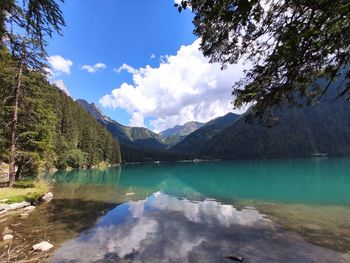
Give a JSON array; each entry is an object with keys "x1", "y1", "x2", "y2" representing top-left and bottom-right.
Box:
[
  {"x1": 77, "y1": 99, "x2": 210, "y2": 149},
  {"x1": 77, "y1": 99, "x2": 199, "y2": 162},
  {"x1": 75, "y1": 99, "x2": 108, "y2": 124},
  {"x1": 161, "y1": 121, "x2": 204, "y2": 137},
  {"x1": 78, "y1": 81, "x2": 350, "y2": 162},
  {"x1": 161, "y1": 121, "x2": 204, "y2": 146},
  {"x1": 76, "y1": 99, "x2": 164, "y2": 148},
  {"x1": 171, "y1": 113, "x2": 240, "y2": 152}
]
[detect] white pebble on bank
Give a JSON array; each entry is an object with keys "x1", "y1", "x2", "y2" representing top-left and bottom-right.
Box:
[
  {"x1": 40, "y1": 192, "x2": 53, "y2": 202},
  {"x1": 32, "y1": 241, "x2": 53, "y2": 251},
  {"x1": 3, "y1": 234, "x2": 13, "y2": 241}
]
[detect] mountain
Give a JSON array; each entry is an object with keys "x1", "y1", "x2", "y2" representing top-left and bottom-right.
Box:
[
  {"x1": 75, "y1": 99, "x2": 107, "y2": 124},
  {"x1": 198, "y1": 88, "x2": 350, "y2": 159},
  {"x1": 161, "y1": 121, "x2": 204, "y2": 146},
  {"x1": 76, "y1": 100, "x2": 194, "y2": 162},
  {"x1": 161, "y1": 121, "x2": 204, "y2": 137},
  {"x1": 171, "y1": 113, "x2": 240, "y2": 153},
  {"x1": 76, "y1": 100, "x2": 165, "y2": 150},
  {"x1": 49, "y1": 92, "x2": 121, "y2": 169}
]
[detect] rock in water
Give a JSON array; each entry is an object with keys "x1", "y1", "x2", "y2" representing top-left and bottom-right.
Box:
[
  {"x1": 40, "y1": 192, "x2": 53, "y2": 202},
  {"x1": 2, "y1": 227, "x2": 13, "y2": 235},
  {"x1": 33, "y1": 241, "x2": 53, "y2": 251},
  {"x1": 0, "y1": 210, "x2": 7, "y2": 216},
  {"x1": 7, "y1": 201, "x2": 30, "y2": 211},
  {"x1": 19, "y1": 213, "x2": 29, "y2": 219},
  {"x1": 3, "y1": 234, "x2": 13, "y2": 241},
  {"x1": 23, "y1": 206, "x2": 36, "y2": 212}
]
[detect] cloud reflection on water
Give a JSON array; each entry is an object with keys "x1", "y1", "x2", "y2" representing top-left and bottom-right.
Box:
[{"x1": 51, "y1": 193, "x2": 347, "y2": 263}]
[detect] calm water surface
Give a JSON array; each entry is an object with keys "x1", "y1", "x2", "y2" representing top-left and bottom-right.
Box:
[{"x1": 1, "y1": 157, "x2": 350, "y2": 262}]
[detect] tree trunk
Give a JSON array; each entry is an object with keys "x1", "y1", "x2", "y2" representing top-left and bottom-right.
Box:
[
  {"x1": 8, "y1": 63, "x2": 23, "y2": 187},
  {"x1": 15, "y1": 162, "x2": 23, "y2": 181}
]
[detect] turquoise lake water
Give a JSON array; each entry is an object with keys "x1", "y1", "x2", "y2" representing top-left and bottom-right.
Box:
[
  {"x1": 2, "y1": 157, "x2": 350, "y2": 262},
  {"x1": 53, "y1": 157, "x2": 350, "y2": 204}
]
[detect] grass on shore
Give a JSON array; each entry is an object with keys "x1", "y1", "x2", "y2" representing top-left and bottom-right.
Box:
[{"x1": 0, "y1": 179, "x2": 50, "y2": 204}]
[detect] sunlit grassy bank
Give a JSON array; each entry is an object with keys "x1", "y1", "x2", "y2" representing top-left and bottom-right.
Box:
[{"x1": 0, "y1": 179, "x2": 50, "y2": 203}]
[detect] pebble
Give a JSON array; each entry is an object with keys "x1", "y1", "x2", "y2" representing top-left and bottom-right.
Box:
[
  {"x1": 32, "y1": 241, "x2": 53, "y2": 251},
  {"x1": 3, "y1": 234, "x2": 13, "y2": 241},
  {"x1": 40, "y1": 192, "x2": 53, "y2": 202}
]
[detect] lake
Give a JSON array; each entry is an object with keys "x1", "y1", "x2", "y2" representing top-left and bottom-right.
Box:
[{"x1": 1, "y1": 157, "x2": 350, "y2": 262}]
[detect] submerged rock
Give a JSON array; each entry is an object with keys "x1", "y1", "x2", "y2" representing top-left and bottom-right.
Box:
[
  {"x1": 23, "y1": 206, "x2": 36, "y2": 212},
  {"x1": 33, "y1": 241, "x2": 53, "y2": 251},
  {"x1": 2, "y1": 227, "x2": 13, "y2": 235},
  {"x1": 19, "y1": 213, "x2": 29, "y2": 219},
  {"x1": 0, "y1": 210, "x2": 7, "y2": 216},
  {"x1": 0, "y1": 204, "x2": 8, "y2": 211},
  {"x1": 3, "y1": 234, "x2": 13, "y2": 241},
  {"x1": 0, "y1": 201, "x2": 31, "y2": 216},
  {"x1": 40, "y1": 192, "x2": 53, "y2": 202}
]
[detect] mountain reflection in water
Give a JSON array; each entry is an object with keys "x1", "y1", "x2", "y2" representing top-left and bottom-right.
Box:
[{"x1": 51, "y1": 192, "x2": 346, "y2": 263}]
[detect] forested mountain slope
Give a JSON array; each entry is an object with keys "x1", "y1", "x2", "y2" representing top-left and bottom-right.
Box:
[
  {"x1": 0, "y1": 53, "x2": 121, "y2": 174},
  {"x1": 161, "y1": 121, "x2": 204, "y2": 146},
  {"x1": 77, "y1": 100, "x2": 194, "y2": 162},
  {"x1": 77, "y1": 100, "x2": 166, "y2": 150},
  {"x1": 201, "y1": 91, "x2": 350, "y2": 159},
  {"x1": 171, "y1": 113, "x2": 240, "y2": 153}
]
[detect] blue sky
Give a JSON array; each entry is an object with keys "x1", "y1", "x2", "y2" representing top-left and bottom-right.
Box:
[{"x1": 47, "y1": 0, "x2": 245, "y2": 132}]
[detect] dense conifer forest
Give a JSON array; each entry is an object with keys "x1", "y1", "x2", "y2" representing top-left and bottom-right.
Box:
[{"x1": 0, "y1": 50, "x2": 121, "y2": 177}]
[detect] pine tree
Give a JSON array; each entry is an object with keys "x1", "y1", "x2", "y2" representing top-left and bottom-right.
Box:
[
  {"x1": 2, "y1": 0, "x2": 64, "y2": 186},
  {"x1": 0, "y1": 51, "x2": 56, "y2": 178}
]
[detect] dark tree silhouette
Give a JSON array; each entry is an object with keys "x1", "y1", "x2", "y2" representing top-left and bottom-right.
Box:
[{"x1": 176, "y1": 0, "x2": 350, "y2": 117}]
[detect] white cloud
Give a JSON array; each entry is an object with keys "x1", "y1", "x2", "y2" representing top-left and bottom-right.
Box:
[
  {"x1": 82, "y1": 63, "x2": 106, "y2": 73},
  {"x1": 113, "y1": 63, "x2": 139, "y2": 74},
  {"x1": 100, "y1": 39, "x2": 247, "y2": 132},
  {"x1": 51, "y1": 79, "x2": 70, "y2": 96},
  {"x1": 150, "y1": 53, "x2": 156, "y2": 59},
  {"x1": 47, "y1": 55, "x2": 73, "y2": 75},
  {"x1": 129, "y1": 112, "x2": 145, "y2": 127}
]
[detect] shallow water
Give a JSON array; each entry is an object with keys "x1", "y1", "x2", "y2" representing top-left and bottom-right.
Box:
[{"x1": 1, "y1": 157, "x2": 350, "y2": 262}]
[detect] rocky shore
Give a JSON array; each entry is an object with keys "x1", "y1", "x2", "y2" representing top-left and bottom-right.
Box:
[{"x1": 0, "y1": 192, "x2": 54, "y2": 251}]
